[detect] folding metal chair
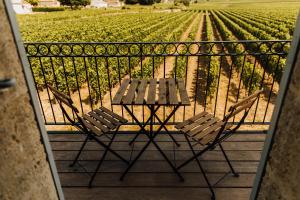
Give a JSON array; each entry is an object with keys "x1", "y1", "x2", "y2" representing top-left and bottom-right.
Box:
[
  {"x1": 175, "y1": 90, "x2": 263, "y2": 200},
  {"x1": 47, "y1": 84, "x2": 129, "y2": 187}
]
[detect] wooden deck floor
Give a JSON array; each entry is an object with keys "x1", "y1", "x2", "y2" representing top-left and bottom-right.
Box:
[{"x1": 48, "y1": 131, "x2": 266, "y2": 200}]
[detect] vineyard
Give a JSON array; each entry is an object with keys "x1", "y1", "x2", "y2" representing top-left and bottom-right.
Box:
[{"x1": 18, "y1": 5, "x2": 298, "y2": 126}]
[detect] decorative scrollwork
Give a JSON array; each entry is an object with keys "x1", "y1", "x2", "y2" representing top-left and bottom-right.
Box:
[{"x1": 25, "y1": 41, "x2": 291, "y2": 57}]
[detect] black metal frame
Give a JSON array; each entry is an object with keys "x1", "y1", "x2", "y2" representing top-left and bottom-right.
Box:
[
  {"x1": 24, "y1": 41, "x2": 290, "y2": 128},
  {"x1": 176, "y1": 93, "x2": 260, "y2": 200},
  {"x1": 48, "y1": 85, "x2": 129, "y2": 187},
  {"x1": 120, "y1": 104, "x2": 184, "y2": 181}
]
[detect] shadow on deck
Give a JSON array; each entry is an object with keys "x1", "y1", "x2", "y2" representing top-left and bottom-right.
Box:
[{"x1": 48, "y1": 131, "x2": 266, "y2": 200}]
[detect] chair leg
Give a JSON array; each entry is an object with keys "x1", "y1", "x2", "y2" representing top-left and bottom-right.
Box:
[
  {"x1": 89, "y1": 127, "x2": 119, "y2": 187},
  {"x1": 184, "y1": 134, "x2": 215, "y2": 200},
  {"x1": 219, "y1": 143, "x2": 239, "y2": 177},
  {"x1": 70, "y1": 134, "x2": 90, "y2": 167}
]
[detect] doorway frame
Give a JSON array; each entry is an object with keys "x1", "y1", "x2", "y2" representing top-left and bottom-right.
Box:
[{"x1": 3, "y1": 0, "x2": 65, "y2": 199}]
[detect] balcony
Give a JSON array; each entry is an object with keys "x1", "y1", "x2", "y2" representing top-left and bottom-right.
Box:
[{"x1": 25, "y1": 40, "x2": 289, "y2": 200}]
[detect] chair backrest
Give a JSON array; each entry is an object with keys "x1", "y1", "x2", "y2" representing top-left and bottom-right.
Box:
[
  {"x1": 225, "y1": 89, "x2": 263, "y2": 124},
  {"x1": 211, "y1": 89, "x2": 263, "y2": 145},
  {"x1": 47, "y1": 84, "x2": 79, "y2": 124}
]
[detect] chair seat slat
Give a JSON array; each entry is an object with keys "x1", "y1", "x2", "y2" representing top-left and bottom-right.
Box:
[
  {"x1": 81, "y1": 118, "x2": 104, "y2": 136},
  {"x1": 182, "y1": 113, "x2": 214, "y2": 132},
  {"x1": 190, "y1": 117, "x2": 219, "y2": 137},
  {"x1": 192, "y1": 121, "x2": 224, "y2": 141},
  {"x1": 99, "y1": 107, "x2": 128, "y2": 123},
  {"x1": 83, "y1": 114, "x2": 110, "y2": 133},
  {"x1": 88, "y1": 111, "x2": 116, "y2": 129},
  {"x1": 93, "y1": 109, "x2": 121, "y2": 126},
  {"x1": 175, "y1": 111, "x2": 208, "y2": 129}
]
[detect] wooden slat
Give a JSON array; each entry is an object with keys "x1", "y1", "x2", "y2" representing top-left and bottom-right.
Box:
[
  {"x1": 88, "y1": 111, "x2": 116, "y2": 129},
  {"x1": 158, "y1": 78, "x2": 167, "y2": 104},
  {"x1": 53, "y1": 148, "x2": 262, "y2": 161},
  {"x1": 147, "y1": 79, "x2": 157, "y2": 104},
  {"x1": 135, "y1": 79, "x2": 148, "y2": 104},
  {"x1": 175, "y1": 112, "x2": 208, "y2": 129},
  {"x1": 47, "y1": 84, "x2": 72, "y2": 102},
  {"x1": 59, "y1": 173, "x2": 255, "y2": 188},
  {"x1": 199, "y1": 129, "x2": 220, "y2": 145},
  {"x1": 112, "y1": 79, "x2": 130, "y2": 105},
  {"x1": 99, "y1": 107, "x2": 127, "y2": 123},
  {"x1": 83, "y1": 114, "x2": 109, "y2": 133},
  {"x1": 189, "y1": 117, "x2": 219, "y2": 136},
  {"x1": 50, "y1": 140, "x2": 265, "y2": 151},
  {"x1": 93, "y1": 109, "x2": 121, "y2": 126},
  {"x1": 177, "y1": 79, "x2": 190, "y2": 105},
  {"x1": 182, "y1": 114, "x2": 214, "y2": 132},
  {"x1": 199, "y1": 124, "x2": 233, "y2": 145},
  {"x1": 63, "y1": 187, "x2": 252, "y2": 200},
  {"x1": 122, "y1": 79, "x2": 139, "y2": 104},
  {"x1": 193, "y1": 121, "x2": 224, "y2": 141},
  {"x1": 168, "y1": 78, "x2": 178, "y2": 105},
  {"x1": 56, "y1": 160, "x2": 260, "y2": 173},
  {"x1": 231, "y1": 99, "x2": 256, "y2": 116},
  {"x1": 48, "y1": 84, "x2": 79, "y2": 113},
  {"x1": 53, "y1": 93, "x2": 77, "y2": 112},
  {"x1": 48, "y1": 133, "x2": 267, "y2": 142},
  {"x1": 229, "y1": 89, "x2": 263, "y2": 111},
  {"x1": 80, "y1": 117, "x2": 103, "y2": 136}
]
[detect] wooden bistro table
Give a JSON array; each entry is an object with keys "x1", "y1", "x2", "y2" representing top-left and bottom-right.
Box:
[{"x1": 112, "y1": 78, "x2": 190, "y2": 181}]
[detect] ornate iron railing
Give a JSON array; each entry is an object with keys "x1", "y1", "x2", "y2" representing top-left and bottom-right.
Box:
[{"x1": 24, "y1": 40, "x2": 291, "y2": 128}]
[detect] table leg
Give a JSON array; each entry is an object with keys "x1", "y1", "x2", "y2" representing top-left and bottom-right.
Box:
[
  {"x1": 129, "y1": 106, "x2": 160, "y2": 145},
  {"x1": 121, "y1": 105, "x2": 184, "y2": 181},
  {"x1": 146, "y1": 104, "x2": 180, "y2": 147}
]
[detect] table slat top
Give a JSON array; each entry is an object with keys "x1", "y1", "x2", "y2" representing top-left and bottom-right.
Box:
[{"x1": 112, "y1": 78, "x2": 191, "y2": 106}]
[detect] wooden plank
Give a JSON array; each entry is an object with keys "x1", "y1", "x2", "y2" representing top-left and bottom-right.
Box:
[
  {"x1": 80, "y1": 118, "x2": 103, "y2": 136},
  {"x1": 63, "y1": 188, "x2": 252, "y2": 200},
  {"x1": 47, "y1": 84, "x2": 72, "y2": 102},
  {"x1": 182, "y1": 114, "x2": 214, "y2": 133},
  {"x1": 47, "y1": 132, "x2": 267, "y2": 142},
  {"x1": 193, "y1": 121, "x2": 224, "y2": 141},
  {"x1": 228, "y1": 99, "x2": 257, "y2": 118},
  {"x1": 147, "y1": 79, "x2": 157, "y2": 104},
  {"x1": 175, "y1": 112, "x2": 208, "y2": 129},
  {"x1": 200, "y1": 129, "x2": 220, "y2": 145},
  {"x1": 229, "y1": 89, "x2": 263, "y2": 111},
  {"x1": 177, "y1": 79, "x2": 190, "y2": 105},
  {"x1": 53, "y1": 149, "x2": 262, "y2": 161},
  {"x1": 112, "y1": 79, "x2": 130, "y2": 105},
  {"x1": 83, "y1": 114, "x2": 109, "y2": 133},
  {"x1": 50, "y1": 141, "x2": 265, "y2": 151},
  {"x1": 122, "y1": 79, "x2": 139, "y2": 105},
  {"x1": 99, "y1": 107, "x2": 127, "y2": 123},
  {"x1": 189, "y1": 118, "x2": 219, "y2": 137},
  {"x1": 56, "y1": 160, "x2": 259, "y2": 173},
  {"x1": 158, "y1": 78, "x2": 167, "y2": 104},
  {"x1": 135, "y1": 79, "x2": 148, "y2": 104},
  {"x1": 59, "y1": 173, "x2": 255, "y2": 187},
  {"x1": 88, "y1": 111, "x2": 116, "y2": 129},
  {"x1": 168, "y1": 78, "x2": 178, "y2": 105},
  {"x1": 93, "y1": 109, "x2": 120, "y2": 126}
]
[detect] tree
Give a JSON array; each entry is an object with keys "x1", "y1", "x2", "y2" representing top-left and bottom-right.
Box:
[
  {"x1": 139, "y1": 0, "x2": 154, "y2": 5},
  {"x1": 124, "y1": 0, "x2": 138, "y2": 4},
  {"x1": 58, "y1": 0, "x2": 90, "y2": 9},
  {"x1": 174, "y1": 0, "x2": 190, "y2": 6},
  {"x1": 26, "y1": 0, "x2": 39, "y2": 6}
]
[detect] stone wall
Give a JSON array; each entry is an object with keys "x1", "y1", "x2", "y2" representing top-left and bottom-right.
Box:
[
  {"x1": 257, "y1": 48, "x2": 300, "y2": 199},
  {"x1": 0, "y1": 1, "x2": 59, "y2": 199}
]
